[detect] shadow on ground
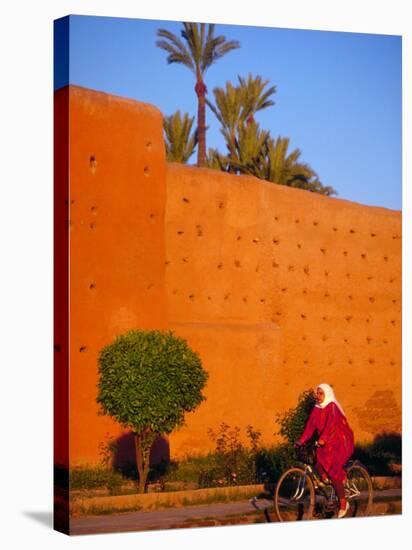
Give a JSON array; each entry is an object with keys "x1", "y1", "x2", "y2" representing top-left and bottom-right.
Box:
[{"x1": 23, "y1": 511, "x2": 53, "y2": 529}]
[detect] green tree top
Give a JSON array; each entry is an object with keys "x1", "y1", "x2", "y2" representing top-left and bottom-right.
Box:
[{"x1": 97, "y1": 330, "x2": 208, "y2": 435}]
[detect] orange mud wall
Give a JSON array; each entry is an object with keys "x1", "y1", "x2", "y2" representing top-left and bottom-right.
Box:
[
  {"x1": 56, "y1": 86, "x2": 401, "y2": 466},
  {"x1": 165, "y1": 166, "x2": 401, "y2": 456},
  {"x1": 57, "y1": 86, "x2": 169, "y2": 466}
]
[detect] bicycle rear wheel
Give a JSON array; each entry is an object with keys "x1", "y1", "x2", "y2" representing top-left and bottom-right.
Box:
[
  {"x1": 345, "y1": 464, "x2": 373, "y2": 517},
  {"x1": 274, "y1": 467, "x2": 315, "y2": 522}
]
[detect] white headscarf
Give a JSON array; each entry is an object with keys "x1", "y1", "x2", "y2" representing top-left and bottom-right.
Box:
[{"x1": 316, "y1": 383, "x2": 345, "y2": 415}]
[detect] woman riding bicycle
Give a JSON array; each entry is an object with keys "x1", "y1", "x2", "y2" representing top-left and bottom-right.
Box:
[{"x1": 295, "y1": 383, "x2": 354, "y2": 518}]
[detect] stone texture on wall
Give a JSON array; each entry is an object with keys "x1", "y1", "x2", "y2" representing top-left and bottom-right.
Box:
[
  {"x1": 66, "y1": 86, "x2": 169, "y2": 465},
  {"x1": 165, "y1": 163, "x2": 401, "y2": 456}
]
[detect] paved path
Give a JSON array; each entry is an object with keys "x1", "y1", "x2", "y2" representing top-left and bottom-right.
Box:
[{"x1": 70, "y1": 489, "x2": 401, "y2": 536}]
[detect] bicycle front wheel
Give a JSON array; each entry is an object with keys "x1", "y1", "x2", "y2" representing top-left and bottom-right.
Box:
[
  {"x1": 345, "y1": 464, "x2": 373, "y2": 517},
  {"x1": 274, "y1": 467, "x2": 315, "y2": 522}
]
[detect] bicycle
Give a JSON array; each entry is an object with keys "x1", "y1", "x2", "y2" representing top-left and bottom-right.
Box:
[{"x1": 272, "y1": 442, "x2": 373, "y2": 522}]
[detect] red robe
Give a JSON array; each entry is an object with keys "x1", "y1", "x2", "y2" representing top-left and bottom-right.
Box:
[{"x1": 298, "y1": 402, "x2": 354, "y2": 481}]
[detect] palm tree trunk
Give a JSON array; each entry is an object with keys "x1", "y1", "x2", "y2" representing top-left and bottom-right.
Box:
[{"x1": 195, "y1": 79, "x2": 207, "y2": 167}]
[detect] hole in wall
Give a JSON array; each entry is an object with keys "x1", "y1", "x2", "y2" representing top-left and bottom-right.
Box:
[
  {"x1": 322, "y1": 335, "x2": 328, "y2": 342},
  {"x1": 253, "y1": 238, "x2": 260, "y2": 243},
  {"x1": 90, "y1": 222, "x2": 96, "y2": 229},
  {"x1": 369, "y1": 297, "x2": 375, "y2": 303},
  {"x1": 288, "y1": 265, "x2": 294, "y2": 272},
  {"x1": 189, "y1": 294, "x2": 195, "y2": 300},
  {"x1": 224, "y1": 293, "x2": 230, "y2": 300},
  {"x1": 320, "y1": 248, "x2": 326, "y2": 254},
  {"x1": 295, "y1": 219, "x2": 300, "y2": 224},
  {"x1": 207, "y1": 296, "x2": 211, "y2": 301},
  {"x1": 297, "y1": 243, "x2": 302, "y2": 249},
  {"x1": 165, "y1": 260, "x2": 170, "y2": 266},
  {"x1": 281, "y1": 288, "x2": 287, "y2": 293},
  {"x1": 272, "y1": 261, "x2": 279, "y2": 268},
  {"x1": 182, "y1": 197, "x2": 190, "y2": 203},
  {"x1": 383, "y1": 256, "x2": 389, "y2": 262},
  {"x1": 346, "y1": 273, "x2": 351, "y2": 278},
  {"x1": 303, "y1": 266, "x2": 310, "y2": 275},
  {"x1": 91, "y1": 206, "x2": 97, "y2": 214},
  {"x1": 349, "y1": 229, "x2": 356, "y2": 234},
  {"x1": 89, "y1": 283, "x2": 96, "y2": 290},
  {"x1": 237, "y1": 235, "x2": 242, "y2": 241},
  {"x1": 344, "y1": 339, "x2": 349, "y2": 344},
  {"x1": 343, "y1": 250, "x2": 348, "y2": 256},
  {"x1": 234, "y1": 260, "x2": 241, "y2": 268},
  {"x1": 79, "y1": 346, "x2": 87, "y2": 353},
  {"x1": 301, "y1": 314, "x2": 307, "y2": 319},
  {"x1": 147, "y1": 284, "x2": 154, "y2": 290},
  {"x1": 324, "y1": 270, "x2": 329, "y2": 277},
  {"x1": 390, "y1": 319, "x2": 396, "y2": 325},
  {"x1": 302, "y1": 336, "x2": 307, "y2": 341},
  {"x1": 146, "y1": 140, "x2": 152, "y2": 151},
  {"x1": 348, "y1": 295, "x2": 353, "y2": 300},
  {"x1": 361, "y1": 253, "x2": 366, "y2": 259},
  {"x1": 274, "y1": 216, "x2": 279, "y2": 221},
  {"x1": 366, "y1": 337, "x2": 372, "y2": 344},
  {"x1": 177, "y1": 230, "x2": 184, "y2": 235},
  {"x1": 143, "y1": 166, "x2": 150, "y2": 177},
  {"x1": 89, "y1": 155, "x2": 97, "y2": 172},
  {"x1": 217, "y1": 263, "x2": 223, "y2": 270},
  {"x1": 196, "y1": 225, "x2": 203, "y2": 237},
  {"x1": 303, "y1": 289, "x2": 307, "y2": 294},
  {"x1": 313, "y1": 221, "x2": 319, "y2": 226},
  {"x1": 218, "y1": 201, "x2": 225, "y2": 209},
  {"x1": 54, "y1": 344, "x2": 61, "y2": 352},
  {"x1": 368, "y1": 358, "x2": 375, "y2": 364},
  {"x1": 173, "y1": 289, "x2": 178, "y2": 295},
  {"x1": 371, "y1": 233, "x2": 376, "y2": 237},
  {"x1": 332, "y1": 227, "x2": 338, "y2": 232},
  {"x1": 182, "y1": 257, "x2": 188, "y2": 263},
  {"x1": 243, "y1": 297, "x2": 248, "y2": 303},
  {"x1": 345, "y1": 316, "x2": 352, "y2": 321},
  {"x1": 324, "y1": 292, "x2": 330, "y2": 298},
  {"x1": 272, "y1": 238, "x2": 279, "y2": 245},
  {"x1": 260, "y1": 298, "x2": 265, "y2": 303}
]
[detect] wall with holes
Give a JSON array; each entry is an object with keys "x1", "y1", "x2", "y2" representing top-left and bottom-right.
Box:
[
  {"x1": 165, "y1": 163, "x2": 401, "y2": 457},
  {"x1": 62, "y1": 86, "x2": 169, "y2": 465},
  {"x1": 57, "y1": 86, "x2": 401, "y2": 465}
]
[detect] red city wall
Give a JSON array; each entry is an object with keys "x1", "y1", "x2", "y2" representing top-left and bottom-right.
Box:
[
  {"x1": 165, "y1": 164, "x2": 401, "y2": 457},
  {"x1": 54, "y1": 87, "x2": 401, "y2": 466}
]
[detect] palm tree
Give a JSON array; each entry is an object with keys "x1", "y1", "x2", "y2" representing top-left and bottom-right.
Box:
[
  {"x1": 163, "y1": 110, "x2": 197, "y2": 163},
  {"x1": 206, "y1": 81, "x2": 244, "y2": 162},
  {"x1": 206, "y1": 74, "x2": 276, "y2": 164},
  {"x1": 237, "y1": 74, "x2": 276, "y2": 124},
  {"x1": 219, "y1": 123, "x2": 336, "y2": 196},
  {"x1": 156, "y1": 23, "x2": 240, "y2": 167}
]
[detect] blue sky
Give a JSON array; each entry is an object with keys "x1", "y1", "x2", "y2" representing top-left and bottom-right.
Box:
[{"x1": 55, "y1": 15, "x2": 402, "y2": 210}]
